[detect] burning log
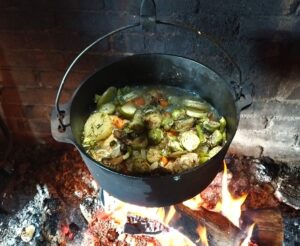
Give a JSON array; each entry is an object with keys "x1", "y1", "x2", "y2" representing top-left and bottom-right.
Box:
[
  {"x1": 125, "y1": 214, "x2": 169, "y2": 235},
  {"x1": 175, "y1": 204, "x2": 243, "y2": 246},
  {"x1": 241, "y1": 208, "x2": 283, "y2": 246},
  {"x1": 175, "y1": 204, "x2": 284, "y2": 246}
]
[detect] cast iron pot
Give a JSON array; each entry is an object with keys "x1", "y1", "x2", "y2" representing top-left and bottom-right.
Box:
[{"x1": 51, "y1": 53, "x2": 252, "y2": 207}]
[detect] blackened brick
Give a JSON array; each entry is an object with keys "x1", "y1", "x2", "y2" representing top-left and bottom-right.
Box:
[
  {"x1": 39, "y1": 70, "x2": 91, "y2": 89},
  {"x1": 164, "y1": 33, "x2": 194, "y2": 55},
  {"x1": 111, "y1": 33, "x2": 145, "y2": 53},
  {"x1": 0, "y1": 0, "x2": 104, "y2": 11},
  {"x1": 0, "y1": 50, "x2": 67, "y2": 70},
  {"x1": 287, "y1": 86, "x2": 300, "y2": 99},
  {"x1": 104, "y1": 0, "x2": 140, "y2": 14},
  {"x1": 239, "y1": 16, "x2": 300, "y2": 40},
  {"x1": 155, "y1": 0, "x2": 199, "y2": 16},
  {"x1": 54, "y1": 11, "x2": 138, "y2": 35},
  {"x1": 0, "y1": 10, "x2": 55, "y2": 31},
  {"x1": 1, "y1": 103, "x2": 52, "y2": 119},
  {"x1": 1, "y1": 86, "x2": 72, "y2": 105},
  {"x1": 0, "y1": 68, "x2": 37, "y2": 86},
  {"x1": 0, "y1": 31, "x2": 27, "y2": 50}
]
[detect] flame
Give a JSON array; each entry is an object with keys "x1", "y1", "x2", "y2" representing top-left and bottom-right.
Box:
[
  {"x1": 196, "y1": 225, "x2": 209, "y2": 246},
  {"x1": 102, "y1": 192, "x2": 196, "y2": 246},
  {"x1": 109, "y1": 201, "x2": 175, "y2": 226},
  {"x1": 241, "y1": 223, "x2": 255, "y2": 246},
  {"x1": 183, "y1": 195, "x2": 203, "y2": 210},
  {"x1": 218, "y1": 160, "x2": 247, "y2": 228}
]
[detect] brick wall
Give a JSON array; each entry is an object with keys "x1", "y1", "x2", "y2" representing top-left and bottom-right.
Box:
[{"x1": 0, "y1": 0, "x2": 299, "y2": 163}]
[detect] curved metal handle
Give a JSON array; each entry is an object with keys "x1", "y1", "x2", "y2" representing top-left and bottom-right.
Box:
[
  {"x1": 55, "y1": 0, "x2": 243, "y2": 131},
  {"x1": 156, "y1": 20, "x2": 242, "y2": 86},
  {"x1": 55, "y1": 23, "x2": 140, "y2": 131}
]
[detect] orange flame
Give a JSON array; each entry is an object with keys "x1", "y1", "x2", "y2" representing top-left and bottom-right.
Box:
[
  {"x1": 217, "y1": 160, "x2": 247, "y2": 228},
  {"x1": 103, "y1": 192, "x2": 196, "y2": 245},
  {"x1": 183, "y1": 194, "x2": 203, "y2": 210},
  {"x1": 183, "y1": 161, "x2": 247, "y2": 228},
  {"x1": 241, "y1": 223, "x2": 255, "y2": 246},
  {"x1": 196, "y1": 225, "x2": 209, "y2": 246}
]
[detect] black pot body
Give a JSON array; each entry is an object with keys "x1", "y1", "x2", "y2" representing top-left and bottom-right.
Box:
[{"x1": 60, "y1": 54, "x2": 239, "y2": 207}]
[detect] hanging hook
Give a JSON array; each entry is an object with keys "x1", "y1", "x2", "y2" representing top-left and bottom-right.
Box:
[{"x1": 140, "y1": 0, "x2": 157, "y2": 31}]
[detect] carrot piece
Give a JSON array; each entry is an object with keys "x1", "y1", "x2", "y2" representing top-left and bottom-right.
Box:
[
  {"x1": 160, "y1": 156, "x2": 169, "y2": 166},
  {"x1": 159, "y1": 98, "x2": 169, "y2": 108},
  {"x1": 133, "y1": 97, "x2": 145, "y2": 106},
  {"x1": 112, "y1": 116, "x2": 125, "y2": 129},
  {"x1": 167, "y1": 131, "x2": 177, "y2": 137}
]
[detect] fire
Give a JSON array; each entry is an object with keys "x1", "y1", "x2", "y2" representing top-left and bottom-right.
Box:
[
  {"x1": 196, "y1": 225, "x2": 209, "y2": 246},
  {"x1": 183, "y1": 194, "x2": 203, "y2": 210},
  {"x1": 183, "y1": 160, "x2": 247, "y2": 228},
  {"x1": 218, "y1": 160, "x2": 247, "y2": 228},
  {"x1": 102, "y1": 192, "x2": 196, "y2": 246},
  {"x1": 241, "y1": 223, "x2": 255, "y2": 246}
]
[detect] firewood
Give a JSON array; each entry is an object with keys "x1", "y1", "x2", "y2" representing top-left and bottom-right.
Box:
[
  {"x1": 175, "y1": 204, "x2": 244, "y2": 246},
  {"x1": 241, "y1": 208, "x2": 283, "y2": 246}
]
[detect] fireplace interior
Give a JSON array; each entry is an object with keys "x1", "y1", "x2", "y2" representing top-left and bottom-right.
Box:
[{"x1": 0, "y1": 0, "x2": 300, "y2": 245}]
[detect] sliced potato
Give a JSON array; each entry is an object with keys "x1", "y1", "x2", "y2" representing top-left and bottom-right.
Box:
[{"x1": 84, "y1": 112, "x2": 113, "y2": 141}]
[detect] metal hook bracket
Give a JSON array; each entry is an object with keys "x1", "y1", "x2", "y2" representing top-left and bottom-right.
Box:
[{"x1": 140, "y1": 0, "x2": 157, "y2": 31}]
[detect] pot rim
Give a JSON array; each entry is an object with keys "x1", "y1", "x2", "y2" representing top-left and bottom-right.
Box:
[{"x1": 68, "y1": 53, "x2": 240, "y2": 180}]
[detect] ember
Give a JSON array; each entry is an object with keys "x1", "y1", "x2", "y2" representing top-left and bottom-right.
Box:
[
  {"x1": 0, "y1": 145, "x2": 299, "y2": 245},
  {"x1": 197, "y1": 225, "x2": 209, "y2": 246}
]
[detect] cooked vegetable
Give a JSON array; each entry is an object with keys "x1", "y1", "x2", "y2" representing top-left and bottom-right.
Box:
[
  {"x1": 130, "y1": 135, "x2": 148, "y2": 150},
  {"x1": 219, "y1": 117, "x2": 226, "y2": 132},
  {"x1": 99, "y1": 103, "x2": 116, "y2": 114},
  {"x1": 148, "y1": 128, "x2": 164, "y2": 144},
  {"x1": 112, "y1": 116, "x2": 126, "y2": 129},
  {"x1": 168, "y1": 140, "x2": 183, "y2": 152},
  {"x1": 146, "y1": 148, "x2": 161, "y2": 163},
  {"x1": 160, "y1": 156, "x2": 169, "y2": 166},
  {"x1": 209, "y1": 130, "x2": 223, "y2": 147},
  {"x1": 161, "y1": 115, "x2": 174, "y2": 130},
  {"x1": 179, "y1": 131, "x2": 200, "y2": 151},
  {"x1": 183, "y1": 99, "x2": 209, "y2": 111},
  {"x1": 133, "y1": 97, "x2": 145, "y2": 106},
  {"x1": 95, "y1": 86, "x2": 117, "y2": 108},
  {"x1": 202, "y1": 120, "x2": 220, "y2": 133},
  {"x1": 186, "y1": 108, "x2": 207, "y2": 118},
  {"x1": 82, "y1": 85, "x2": 227, "y2": 174},
  {"x1": 171, "y1": 108, "x2": 186, "y2": 120},
  {"x1": 174, "y1": 117, "x2": 194, "y2": 131},
  {"x1": 208, "y1": 146, "x2": 222, "y2": 158},
  {"x1": 119, "y1": 103, "x2": 137, "y2": 119},
  {"x1": 83, "y1": 112, "x2": 113, "y2": 141},
  {"x1": 144, "y1": 112, "x2": 162, "y2": 129},
  {"x1": 159, "y1": 98, "x2": 169, "y2": 108},
  {"x1": 195, "y1": 124, "x2": 207, "y2": 144},
  {"x1": 171, "y1": 153, "x2": 199, "y2": 173},
  {"x1": 128, "y1": 110, "x2": 144, "y2": 132},
  {"x1": 121, "y1": 90, "x2": 139, "y2": 103}
]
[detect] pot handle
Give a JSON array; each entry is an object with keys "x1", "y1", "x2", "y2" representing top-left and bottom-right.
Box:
[
  {"x1": 54, "y1": 23, "x2": 140, "y2": 132},
  {"x1": 50, "y1": 102, "x2": 74, "y2": 143},
  {"x1": 231, "y1": 81, "x2": 254, "y2": 111},
  {"x1": 54, "y1": 0, "x2": 246, "y2": 131}
]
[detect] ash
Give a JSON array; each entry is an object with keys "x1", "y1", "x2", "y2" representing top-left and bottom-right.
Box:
[
  {"x1": 0, "y1": 144, "x2": 300, "y2": 245},
  {"x1": 284, "y1": 218, "x2": 300, "y2": 246},
  {"x1": 0, "y1": 185, "x2": 61, "y2": 245}
]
